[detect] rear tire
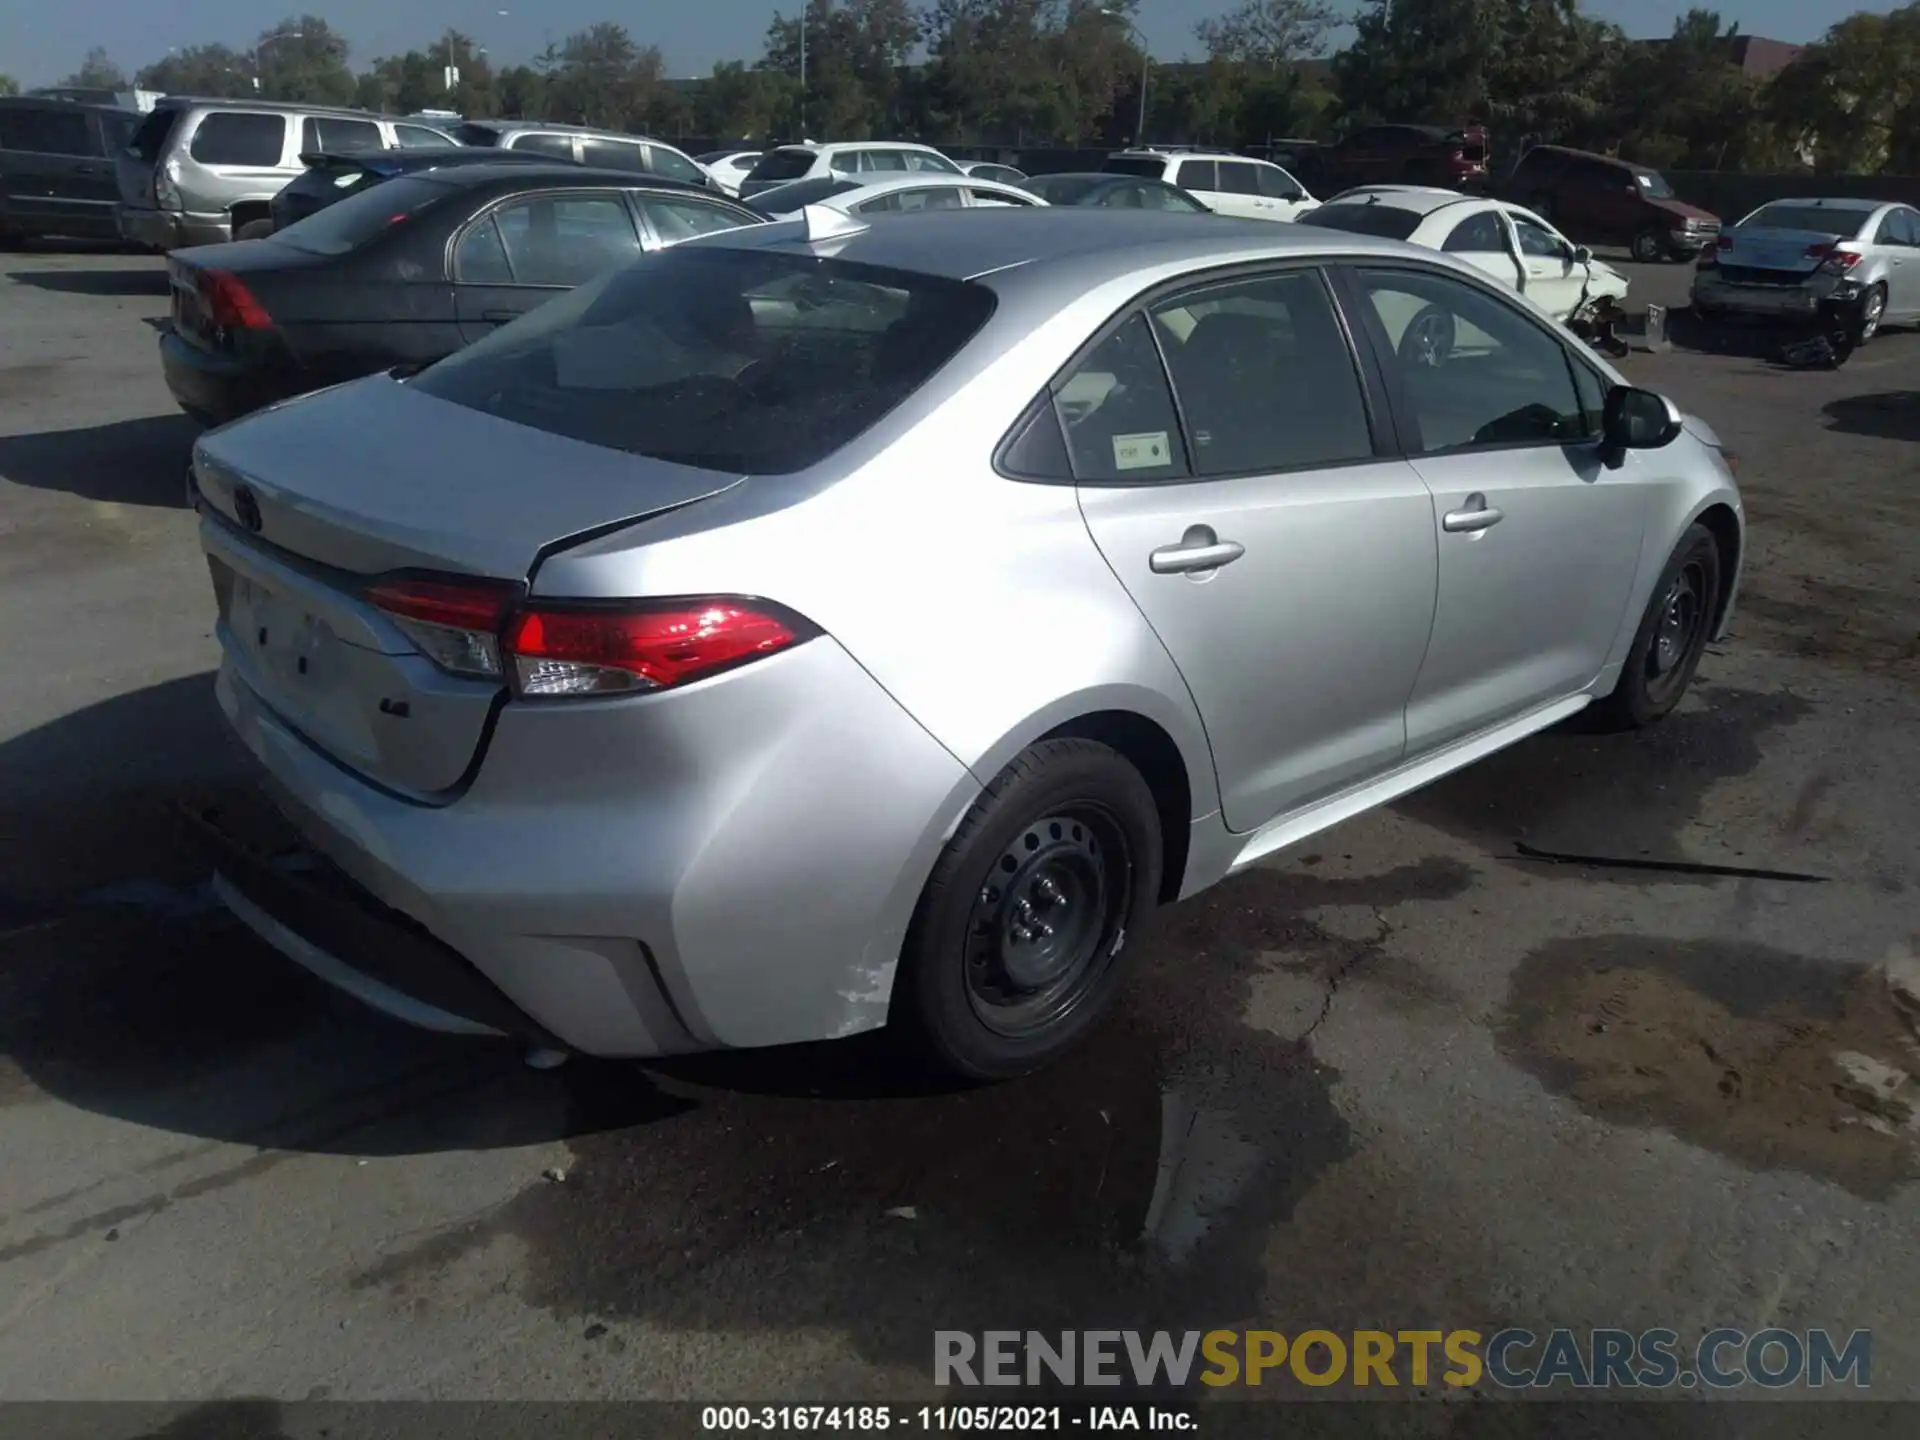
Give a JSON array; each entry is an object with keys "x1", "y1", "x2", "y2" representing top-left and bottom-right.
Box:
[
  {"x1": 234, "y1": 218, "x2": 274, "y2": 241},
  {"x1": 893, "y1": 738, "x2": 1162, "y2": 1082},
  {"x1": 1589, "y1": 523, "x2": 1722, "y2": 731},
  {"x1": 1858, "y1": 283, "x2": 1887, "y2": 343}
]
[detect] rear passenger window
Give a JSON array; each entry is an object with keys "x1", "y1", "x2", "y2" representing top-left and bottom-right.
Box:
[
  {"x1": 393, "y1": 124, "x2": 454, "y2": 148},
  {"x1": 1151, "y1": 271, "x2": 1374, "y2": 476},
  {"x1": 1443, "y1": 212, "x2": 1506, "y2": 252},
  {"x1": 864, "y1": 150, "x2": 909, "y2": 172},
  {"x1": 1175, "y1": 159, "x2": 1216, "y2": 191},
  {"x1": 493, "y1": 194, "x2": 641, "y2": 286},
  {"x1": 644, "y1": 145, "x2": 707, "y2": 184},
  {"x1": 302, "y1": 117, "x2": 382, "y2": 153},
  {"x1": 581, "y1": 137, "x2": 650, "y2": 171},
  {"x1": 0, "y1": 107, "x2": 95, "y2": 155},
  {"x1": 1054, "y1": 313, "x2": 1188, "y2": 483},
  {"x1": 1215, "y1": 163, "x2": 1261, "y2": 196},
  {"x1": 190, "y1": 112, "x2": 288, "y2": 166}
]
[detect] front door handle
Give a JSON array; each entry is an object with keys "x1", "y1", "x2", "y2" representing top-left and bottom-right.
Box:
[
  {"x1": 1442, "y1": 493, "x2": 1505, "y2": 533},
  {"x1": 1149, "y1": 525, "x2": 1246, "y2": 574}
]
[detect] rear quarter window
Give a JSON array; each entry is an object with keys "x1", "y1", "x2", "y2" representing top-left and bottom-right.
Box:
[
  {"x1": 409, "y1": 247, "x2": 998, "y2": 474},
  {"x1": 190, "y1": 112, "x2": 289, "y2": 167},
  {"x1": 454, "y1": 123, "x2": 503, "y2": 147},
  {"x1": 1104, "y1": 155, "x2": 1167, "y2": 179},
  {"x1": 128, "y1": 106, "x2": 184, "y2": 161}
]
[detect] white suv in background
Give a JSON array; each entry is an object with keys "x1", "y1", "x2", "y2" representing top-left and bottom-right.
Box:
[
  {"x1": 1103, "y1": 147, "x2": 1319, "y2": 222},
  {"x1": 738, "y1": 141, "x2": 961, "y2": 197}
]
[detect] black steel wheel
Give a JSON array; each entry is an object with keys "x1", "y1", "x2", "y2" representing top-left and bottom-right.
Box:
[
  {"x1": 895, "y1": 738, "x2": 1162, "y2": 1080},
  {"x1": 1590, "y1": 522, "x2": 1723, "y2": 730}
]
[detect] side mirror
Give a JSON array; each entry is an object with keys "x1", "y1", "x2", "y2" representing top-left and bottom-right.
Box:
[
  {"x1": 1601, "y1": 386, "x2": 1683, "y2": 467},
  {"x1": 1571, "y1": 244, "x2": 1592, "y2": 265}
]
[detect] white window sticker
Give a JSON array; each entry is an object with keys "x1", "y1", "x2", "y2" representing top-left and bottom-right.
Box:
[{"x1": 1112, "y1": 431, "x2": 1172, "y2": 471}]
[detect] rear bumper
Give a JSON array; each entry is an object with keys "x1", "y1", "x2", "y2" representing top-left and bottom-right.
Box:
[
  {"x1": 1691, "y1": 274, "x2": 1825, "y2": 316},
  {"x1": 118, "y1": 206, "x2": 231, "y2": 250},
  {"x1": 184, "y1": 802, "x2": 553, "y2": 1041},
  {"x1": 160, "y1": 331, "x2": 302, "y2": 425},
  {"x1": 207, "y1": 625, "x2": 979, "y2": 1059}
]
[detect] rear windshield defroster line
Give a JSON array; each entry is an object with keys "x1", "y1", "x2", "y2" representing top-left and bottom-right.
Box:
[
  {"x1": 409, "y1": 246, "x2": 998, "y2": 475},
  {"x1": 269, "y1": 174, "x2": 456, "y2": 256},
  {"x1": 1296, "y1": 203, "x2": 1424, "y2": 241}
]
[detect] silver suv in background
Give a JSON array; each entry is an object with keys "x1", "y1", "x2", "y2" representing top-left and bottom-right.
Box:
[
  {"x1": 115, "y1": 99, "x2": 457, "y2": 250},
  {"x1": 451, "y1": 121, "x2": 718, "y2": 192}
]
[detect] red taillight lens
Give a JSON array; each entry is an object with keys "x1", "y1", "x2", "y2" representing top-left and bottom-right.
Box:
[
  {"x1": 1716, "y1": 234, "x2": 1734, "y2": 250},
  {"x1": 200, "y1": 269, "x2": 272, "y2": 330},
  {"x1": 504, "y1": 600, "x2": 809, "y2": 697},
  {"x1": 367, "y1": 577, "x2": 813, "y2": 696},
  {"x1": 1816, "y1": 246, "x2": 1863, "y2": 274}
]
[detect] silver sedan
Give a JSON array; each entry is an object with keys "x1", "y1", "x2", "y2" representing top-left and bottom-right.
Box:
[
  {"x1": 1692, "y1": 197, "x2": 1920, "y2": 339},
  {"x1": 187, "y1": 208, "x2": 1744, "y2": 1079}
]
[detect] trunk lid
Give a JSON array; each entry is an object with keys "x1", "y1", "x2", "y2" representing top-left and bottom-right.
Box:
[
  {"x1": 1720, "y1": 224, "x2": 1844, "y2": 278},
  {"x1": 167, "y1": 242, "x2": 323, "y2": 352},
  {"x1": 194, "y1": 377, "x2": 747, "y2": 795}
]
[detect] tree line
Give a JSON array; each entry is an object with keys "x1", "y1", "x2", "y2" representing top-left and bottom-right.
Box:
[{"x1": 10, "y1": 0, "x2": 1920, "y2": 175}]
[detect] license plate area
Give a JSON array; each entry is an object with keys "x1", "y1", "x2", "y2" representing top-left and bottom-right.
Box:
[{"x1": 228, "y1": 571, "x2": 347, "y2": 695}]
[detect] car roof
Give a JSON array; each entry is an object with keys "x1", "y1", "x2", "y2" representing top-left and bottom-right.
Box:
[
  {"x1": 156, "y1": 96, "x2": 411, "y2": 121},
  {"x1": 466, "y1": 120, "x2": 670, "y2": 142},
  {"x1": 415, "y1": 162, "x2": 727, "y2": 196},
  {"x1": 301, "y1": 147, "x2": 557, "y2": 171},
  {"x1": 0, "y1": 95, "x2": 128, "y2": 116},
  {"x1": 700, "y1": 205, "x2": 1432, "y2": 284},
  {"x1": 1323, "y1": 187, "x2": 1480, "y2": 217},
  {"x1": 768, "y1": 140, "x2": 947, "y2": 155},
  {"x1": 1749, "y1": 197, "x2": 1883, "y2": 211}
]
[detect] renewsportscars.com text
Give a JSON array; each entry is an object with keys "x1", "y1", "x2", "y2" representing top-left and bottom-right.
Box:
[{"x1": 934, "y1": 1328, "x2": 1871, "y2": 1390}]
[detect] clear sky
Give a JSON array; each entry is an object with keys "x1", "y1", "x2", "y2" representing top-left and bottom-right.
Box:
[{"x1": 3, "y1": 0, "x2": 1907, "y2": 89}]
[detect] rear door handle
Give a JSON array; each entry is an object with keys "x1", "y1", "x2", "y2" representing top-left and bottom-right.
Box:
[
  {"x1": 1442, "y1": 493, "x2": 1504, "y2": 533},
  {"x1": 1149, "y1": 525, "x2": 1245, "y2": 574}
]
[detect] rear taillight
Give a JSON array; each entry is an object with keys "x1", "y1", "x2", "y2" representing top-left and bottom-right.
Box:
[
  {"x1": 1810, "y1": 243, "x2": 1863, "y2": 275},
  {"x1": 155, "y1": 159, "x2": 182, "y2": 209},
  {"x1": 367, "y1": 579, "x2": 814, "y2": 697},
  {"x1": 200, "y1": 269, "x2": 272, "y2": 330}
]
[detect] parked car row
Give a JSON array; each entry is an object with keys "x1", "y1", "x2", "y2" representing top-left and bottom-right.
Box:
[{"x1": 176, "y1": 199, "x2": 1744, "y2": 1080}]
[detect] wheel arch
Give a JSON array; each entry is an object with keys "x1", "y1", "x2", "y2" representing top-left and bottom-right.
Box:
[
  {"x1": 1037, "y1": 709, "x2": 1194, "y2": 905},
  {"x1": 1690, "y1": 499, "x2": 1743, "y2": 638}
]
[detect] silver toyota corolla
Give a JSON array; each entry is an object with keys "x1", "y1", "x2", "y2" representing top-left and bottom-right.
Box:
[{"x1": 188, "y1": 206, "x2": 1744, "y2": 1079}]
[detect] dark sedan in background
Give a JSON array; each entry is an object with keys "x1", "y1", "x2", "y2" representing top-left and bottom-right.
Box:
[
  {"x1": 269, "y1": 147, "x2": 573, "y2": 232},
  {"x1": 1018, "y1": 173, "x2": 1210, "y2": 212},
  {"x1": 161, "y1": 161, "x2": 763, "y2": 426}
]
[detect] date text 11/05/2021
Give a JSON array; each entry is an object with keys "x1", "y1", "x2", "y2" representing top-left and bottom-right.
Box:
[{"x1": 703, "y1": 1408, "x2": 1192, "y2": 1431}]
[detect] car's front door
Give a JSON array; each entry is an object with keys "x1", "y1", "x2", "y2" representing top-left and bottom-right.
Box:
[
  {"x1": 1439, "y1": 208, "x2": 1522, "y2": 292},
  {"x1": 1874, "y1": 206, "x2": 1920, "y2": 318},
  {"x1": 1506, "y1": 208, "x2": 1589, "y2": 321},
  {"x1": 1254, "y1": 162, "x2": 1314, "y2": 221},
  {"x1": 1211, "y1": 160, "x2": 1268, "y2": 220},
  {"x1": 1069, "y1": 268, "x2": 1440, "y2": 831},
  {"x1": 451, "y1": 189, "x2": 644, "y2": 342},
  {"x1": 1344, "y1": 264, "x2": 1650, "y2": 754}
]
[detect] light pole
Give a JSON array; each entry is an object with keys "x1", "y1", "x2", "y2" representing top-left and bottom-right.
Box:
[
  {"x1": 1098, "y1": 8, "x2": 1149, "y2": 145},
  {"x1": 250, "y1": 31, "x2": 303, "y2": 92},
  {"x1": 798, "y1": 9, "x2": 807, "y2": 138}
]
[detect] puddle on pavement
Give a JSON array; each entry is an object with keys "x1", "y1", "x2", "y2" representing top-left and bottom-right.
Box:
[
  {"x1": 1500, "y1": 935, "x2": 1920, "y2": 1200},
  {"x1": 351, "y1": 860, "x2": 1486, "y2": 1372},
  {"x1": 1394, "y1": 686, "x2": 1811, "y2": 875}
]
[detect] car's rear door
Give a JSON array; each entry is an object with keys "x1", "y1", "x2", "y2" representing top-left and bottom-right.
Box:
[
  {"x1": 1438, "y1": 207, "x2": 1521, "y2": 293},
  {"x1": 1069, "y1": 266, "x2": 1439, "y2": 831},
  {"x1": 1507, "y1": 209, "x2": 1589, "y2": 321},
  {"x1": 1341, "y1": 263, "x2": 1649, "y2": 754},
  {"x1": 1874, "y1": 207, "x2": 1920, "y2": 318},
  {"x1": 450, "y1": 187, "x2": 644, "y2": 341}
]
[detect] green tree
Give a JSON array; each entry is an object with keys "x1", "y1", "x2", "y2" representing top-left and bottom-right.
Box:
[
  {"x1": 65, "y1": 46, "x2": 128, "y2": 90},
  {"x1": 494, "y1": 63, "x2": 549, "y2": 119},
  {"x1": 1195, "y1": 0, "x2": 1337, "y2": 70},
  {"x1": 0, "y1": 74, "x2": 19, "y2": 97},
  {"x1": 1608, "y1": 11, "x2": 1765, "y2": 170},
  {"x1": 766, "y1": 0, "x2": 922, "y2": 139},
  {"x1": 250, "y1": 16, "x2": 356, "y2": 104},
  {"x1": 697, "y1": 60, "x2": 795, "y2": 141},
  {"x1": 543, "y1": 23, "x2": 664, "y2": 129},
  {"x1": 917, "y1": 0, "x2": 1142, "y2": 146},
  {"x1": 1762, "y1": 2, "x2": 1920, "y2": 174},
  {"x1": 138, "y1": 45, "x2": 254, "y2": 99}
]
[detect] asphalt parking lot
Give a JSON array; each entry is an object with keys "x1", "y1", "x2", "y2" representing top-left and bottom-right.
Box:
[{"x1": 1, "y1": 245, "x2": 1917, "y2": 1412}]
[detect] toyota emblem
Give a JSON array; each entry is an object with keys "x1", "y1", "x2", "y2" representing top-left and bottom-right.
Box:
[{"x1": 232, "y1": 484, "x2": 263, "y2": 534}]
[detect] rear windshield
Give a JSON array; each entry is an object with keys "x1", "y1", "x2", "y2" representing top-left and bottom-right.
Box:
[
  {"x1": 128, "y1": 106, "x2": 183, "y2": 161},
  {"x1": 410, "y1": 247, "x2": 998, "y2": 474},
  {"x1": 269, "y1": 174, "x2": 451, "y2": 255},
  {"x1": 1296, "y1": 202, "x2": 1423, "y2": 241},
  {"x1": 1027, "y1": 175, "x2": 1101, "y2": 204},
  {"x1": 1101, "y1": 155, "x2": 1165, "y2": 178},
  {"x1": 747, "y1": 148, "x2": 818, "y2": 183},
  {"x1": 1745, "y1": 203, "x2": 1874, "y2": 235},
  {"x1": 746, "y1": 176, "x2": 861, "y2": 214}
]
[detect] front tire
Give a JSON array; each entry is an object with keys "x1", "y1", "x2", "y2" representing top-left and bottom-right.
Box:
[
  {"x1": 1631, "y1": 226, "x2": 1666, "y2": 264},
  {"x1": 1590, "y1": 523, "x2": 1722, "y2": 731},
  {"x1": 893, "y1": 738, "x2": 1162, "y2": 1081}
]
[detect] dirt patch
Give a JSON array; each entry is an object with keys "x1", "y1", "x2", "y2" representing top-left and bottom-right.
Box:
[{"x1": 1500, "y1": 936, "x2": 1920, "y2": 1200}]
